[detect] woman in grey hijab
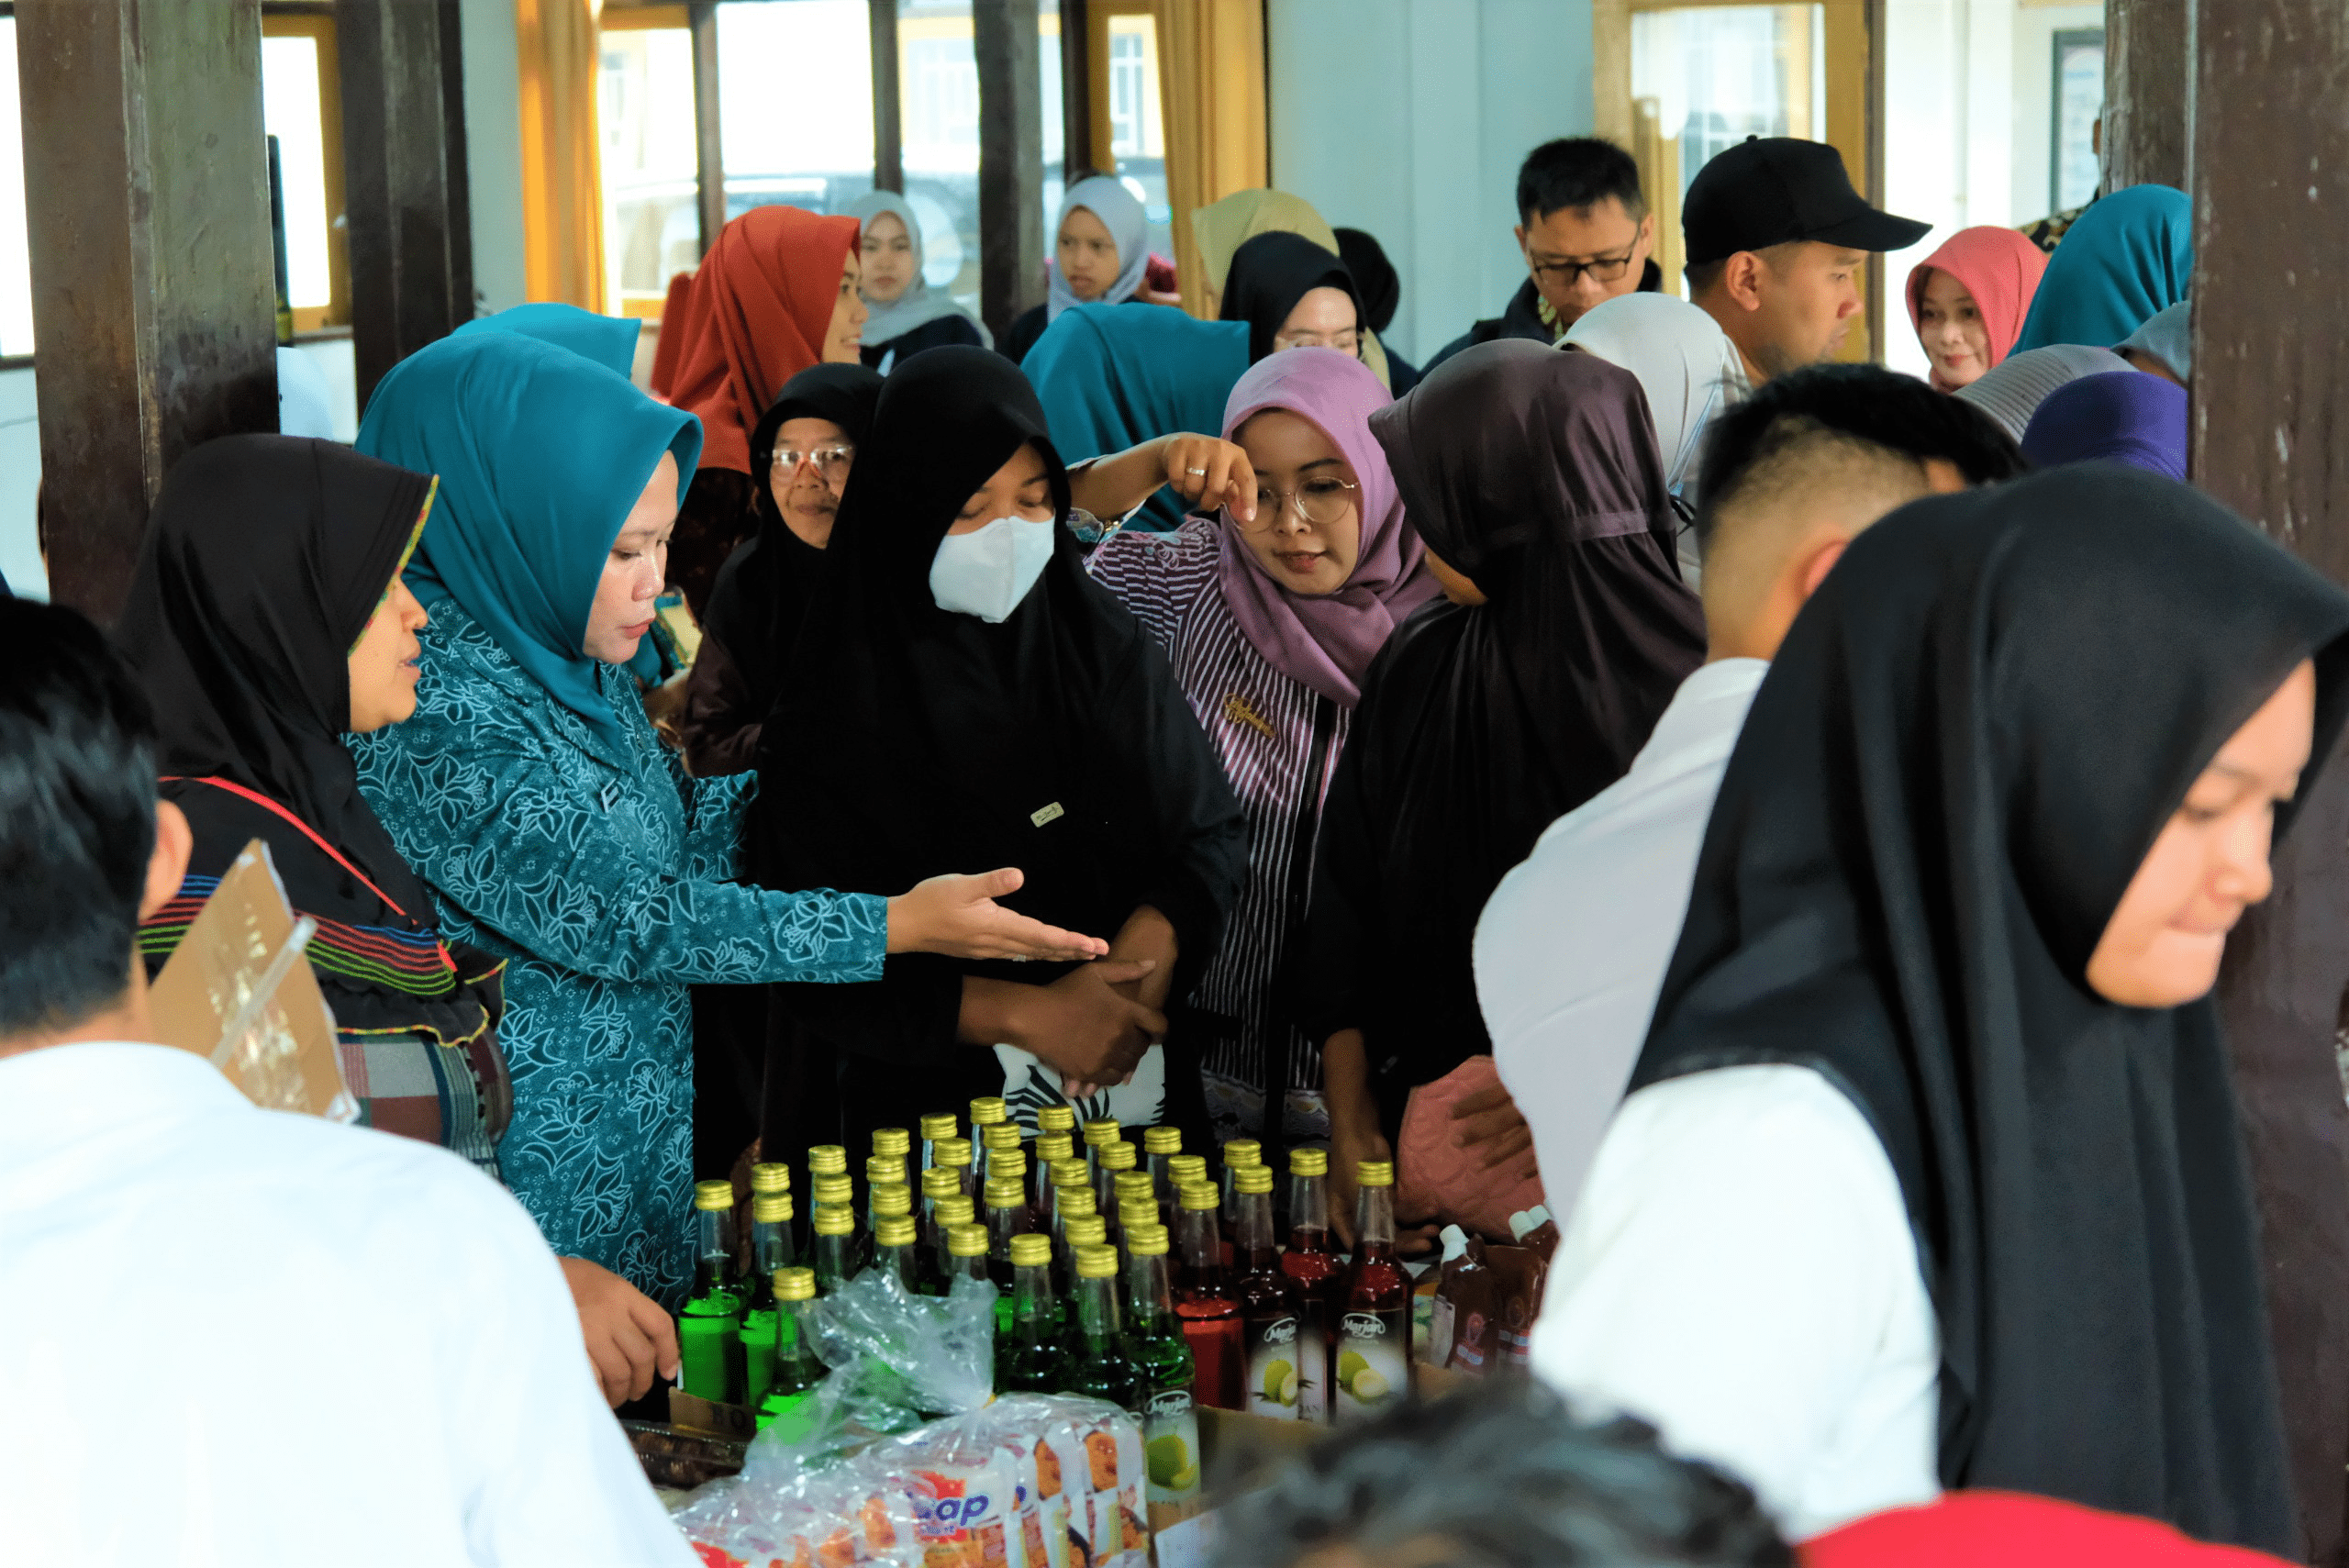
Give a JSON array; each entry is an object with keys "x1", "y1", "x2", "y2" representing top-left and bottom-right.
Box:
[
  {"x1": 1953, "y1": 343, "x2": 2133, "y2": 441},
  {"x1": 842, "y1": 190, "x2": 990, "y2": 373}
]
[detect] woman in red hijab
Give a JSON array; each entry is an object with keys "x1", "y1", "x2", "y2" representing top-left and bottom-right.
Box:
[
  {"x1": 1904, "y1": 226, "x2": 2048, "y2": 392},
  {"x1": 651, "y1": 205, "x2": 869, "y2": 615},
  {"x1": 1802, "y1": 1492, "x2": 2291, "y2": 1567}
]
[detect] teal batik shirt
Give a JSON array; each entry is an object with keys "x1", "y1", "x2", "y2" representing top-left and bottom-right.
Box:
[{"x1": 351, "y1": 598, "x2": 886, "y2": 1306}]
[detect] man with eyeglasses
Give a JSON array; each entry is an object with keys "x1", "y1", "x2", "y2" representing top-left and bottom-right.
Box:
[{"x1": 1427, "y1": 138, "x2": 1662, "y2": 371}]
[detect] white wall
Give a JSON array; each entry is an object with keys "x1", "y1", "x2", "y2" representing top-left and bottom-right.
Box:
[
  {"x1": 462, "y1": 0, "x2": 528, "y2": 315},
  {"x1": 1267, "y1": 0, "x2": 1597, "y2": 366}
]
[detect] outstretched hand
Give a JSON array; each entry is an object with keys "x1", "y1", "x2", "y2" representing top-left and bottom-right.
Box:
[{"x1": 887, "y1": 868, "x2": 1112, "y2": 962}]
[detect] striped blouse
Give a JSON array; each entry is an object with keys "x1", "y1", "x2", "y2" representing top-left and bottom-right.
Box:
[{"x1": 1087, "y1": 518, "x2": 1351, "y2": 1138}]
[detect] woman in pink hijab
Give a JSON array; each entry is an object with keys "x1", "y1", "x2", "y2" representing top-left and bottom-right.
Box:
[
  {"x1": 1905, "y1": 226, "x2": 2049, "y2": 391},
  {"x1": 1086, "y1": 347, "x2": 1440, "y2": 1149}
]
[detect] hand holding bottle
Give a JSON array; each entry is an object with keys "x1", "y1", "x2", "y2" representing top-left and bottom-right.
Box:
[{"x1": 558, "y1": 1255, "x2": 680, "y2": 1406}]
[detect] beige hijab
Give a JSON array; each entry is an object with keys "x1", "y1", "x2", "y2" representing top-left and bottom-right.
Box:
[{"x1": 1190, "y1": 188, "x2": 1393, "y2": 390}]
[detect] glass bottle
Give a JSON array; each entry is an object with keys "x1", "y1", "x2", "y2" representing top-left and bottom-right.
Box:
[
  {"x1": 933, "y1": 1136, "x2": 976, "y2": 1201},
  {"x1": 920, "y1": 1164, "x2": 962, "y2": 1260},
  {"x1": 739, "y1": 1189, "x2": 797, "y2": 1408},
  {"x1": 865, "y1": 1153, "x2": 907, "y2": 1230},
  {"x1": 812, "y1": 1172, "x2": 856, "y2": 1231},
  {"x1": 1063, "y1": 1244, "x2": 1143, "y2": 1411},
  {"x1": 1051, "y1": 1183, "x2": 1098, "y2": 1293},
  {"x1": 1094, "y1": 1140, "x2": 1139, "y2": 1241},
  {"x1": 872, "y1": 1214, "x2": 922, "y2": 1295},
  {"x1": 1123, "y1": 1223, "x2": 1203, "y2": 1506},
  {"x1": 1165, "y1": 1154, "x2": 1207, "y2": 1229},
  {"x1": 997, "y1": 1232, "x2": 1070, "y2": 1393},
  {"x1": 930, "y1": 1193, "x2": 977, "y2": 1288},
  {"x1": 1280, "y1": 1147, "x2": 1341, "y2": 1424},
  {"x1": 1230, "y1": 1163, "x2": 1303, "y2": 1420},
  {"x1": 1119, "y1": 1195, "x2": 1161, "y2": 1256},
  {"x1": 807, "y1": 1143, "x2": 849, "y2": 1185},
  {"x1": 1220, "y1": 1140, "x2": 1263, "y2": 1269},
  {"x1": 918, "y1": 1111, "x2": 959, "y2": 1175},
  {"x1": 749, "y1": 1158, "x2": 793, "y2": 1259},
  {"x1": 1114, "y1": 1171, "x2": 1157, "y2": 1242},
  {"x1": 1333, "y1": 1159, "x2": 1411, "y2": 1421},
  {"x1": 1082, "y1": 1118, "x2": 1122, "y2": 1179},
  {"x1": 980, "y1": 1120, "x2": 1025, "y2": 1190},
  {"x1": 1142, "y1": 1126, "x2": 1183, "y2": 1217},
  {"x1": 755, "y1": 1267, "x2": 827, "y2": 1436},
  {"x1": 1062, "y1": 1213, "x2": 1107, "y2": 1297},
  {"x1": 870, "y1": 1180, "x2": 913, "y2": 1274},
  {"x1": 1172, "y1": 1181, "x2": 1243, "y2": 1409},
  {"x1": 969, "y1": 1095, "x2": 1009, "y2": 1144},
  {"x1": 809, "y1": 1203, "x2": 857, "y2": 1296},
  {"x1": 678, "y1": 1179, "x2": 747, "y2": 1405},
  {"x1": 1032, "y1": 1131, "x2": 1076, "y2": 1213},
  {"x1": 984, "y1": 1174, "x2": 1034, "y2": 1293}
]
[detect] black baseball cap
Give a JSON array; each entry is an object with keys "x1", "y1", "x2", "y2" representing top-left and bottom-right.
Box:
[{"x1": 1683, "y1": 137, "x2": 1930, "y2": 264}]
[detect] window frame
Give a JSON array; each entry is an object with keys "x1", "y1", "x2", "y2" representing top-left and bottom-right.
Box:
[
  {"x1": 596, "y1": 2, "x2": 697, "y2": 318},
  {"x1": 261, "y1": 3, "x2": 351, "y2": 337}
]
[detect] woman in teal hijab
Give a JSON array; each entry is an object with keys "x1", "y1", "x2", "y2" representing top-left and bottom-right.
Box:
[
  {"x1": 451, "y1": 301, "x2": 642, "y2": 379},
  {"x1": 1025, "y1": 300, "x2": 1250, "y2": 533},
  {"x1": 2012, "y1": 184, "x2": 2193, "y2": 353},
  {"x1": 349, "y1": 331, "x2": 1108, "y2": 1323}
]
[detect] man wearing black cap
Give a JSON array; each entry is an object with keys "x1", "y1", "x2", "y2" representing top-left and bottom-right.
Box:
[{"x1": 1683, "y1": 136, "x2": 1930, "y2": 384}]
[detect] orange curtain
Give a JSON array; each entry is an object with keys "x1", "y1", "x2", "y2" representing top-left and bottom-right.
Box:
[
  {"x1": 1152, "y1": 0, "x2": 1268, "y2": 317},
  {"x1": 516, "y1": 0, "x2": 607, "y2": 309}
]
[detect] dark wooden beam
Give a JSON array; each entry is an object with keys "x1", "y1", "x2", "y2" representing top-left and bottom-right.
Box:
[
  {"x1": 869, "y1": 0, "x2": 902, "y2": 195},
  {"x1": 336, "y1": 0, "x2": 473, "y2": 410},
  {"x1": 16, "y1": 0, "x2": 276, "y2": 621},
  {"x1": 2195, "y1": 2, "x2": 2349, "y2": 1562},
  {"x1": 1060, "y1": 0, "x2": 1094, "y2": 183},
  {"x1": 691, "y1": 2, "x2": 727, "y2": 254},
  {"x1": 974, "y1": 0, "x2": 1045, "y2": 340},
  {"x1": 2103, "y1": 0, "x2": 2191, "y2": 192}
]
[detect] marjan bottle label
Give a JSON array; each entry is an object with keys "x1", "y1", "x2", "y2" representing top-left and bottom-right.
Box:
[
  {"x1": 1244, "y1": 1310, "x2": 1305, "y2": 1418},
  {"x1": 1141, "y1": 1386, "x2": 1201, "y2": 1505},
  {"x1": 1333, "y1": 1307, "x2": 1408, "y2": 1420}
]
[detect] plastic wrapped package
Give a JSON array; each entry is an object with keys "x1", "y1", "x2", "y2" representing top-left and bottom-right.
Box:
[
  {"x1": 675, "y1": 1468, "x2": 918, "y2": 1568},
  {"x1": 1035, "y1": 1399, "x2": 1148, "y2": 1568},
  {"x1": 876, "y1": 1415, "x2": 1037, "y2": 1568}
]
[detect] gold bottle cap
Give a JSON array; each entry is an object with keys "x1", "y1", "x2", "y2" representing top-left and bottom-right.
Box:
[
  {"x1": 985, "y1": 1176, "x2": 1028, "y2": 1207},
  {"x1": 922, "y1": 1166, "x2": 963, "y2": 1198},
  {"x1": 920, "y1": 1112, "x2": 960, "y2": 1141},
  {"x1": 933, "y1": 1137, "x2": 974, "y2": 1168},
  {"x1": 692, "y1": 1179, "x2": 734, "y2": 1212},
  {"x1": 1036, "y1": 1132, "x2": 1075, "y2": 1163},
  {"x1": 935, "y1": 1195, "x2": 976, "y2": 1227},
  {"x1": 775, "y1": 1266, "x2": 817, "y2": 1302},
  {"x1": 969, "y1": 1096, "x2": 1009, "y2": 1127},
  {"x1": 1064, "y1": 1216, "x2": 1108, "y2": 1248},
  {"x1": 1074, "y1": 1244, "x2": 1120, "y2": 1279},
  {"x1": 993, "y1": 1149, "x2": 1029, "y2": 1182},
  {"x1": 1222, "y1": 1138, "x2": 1262, "y2": 1168},
  {"x1": 751, "y1": 1192, "x2": 794, "y2": 1224},
  {"x1": 749, "y1": 1162, "x2": 792, "y2": 1194},
  {"x1": 1178, "y1": 1182, "x2": 1219, "y2": 1211},
  {"x1": 1008, "y1": 1232, "x2": 1053, "y2": 1268},
  {"x1": 947, "y1": 1223, "x2": 991, "y2": 1258},
  {"x1": 874, "y1": 1215, "x2": 917, "y2": 1248},
  {"x1": 1099, "y1": 1140, "x2": 1138, "y2": 1171},
  {"x1": 807, "y1": 1145, "x2": 849, "y2": 1176},
  {"x1": 1235, "y1": 1165, "x2": 1275, "y2": 1195},
  {"x1": 1119, "y1": 1198, "x2": 1160, "y2": 1227},
  {"x1": 871, "y1": 1182, "x2": 913, "y2": 1217},
  {"x1": 1357, "y1": 1160, "x2": 1396, "y2": 1187},
  {"x1": 982, "y1": 1120, "x2": 1024, "y2": 1151},
  {"x1": 1049, "y1": 1157, "x2": 1091, "y2": 1188},
  {"x1": 1289, "y1": 1147, "x2": 1329, "y2": 1177},
  {"x1": 1082, "y1": 1118, "x2": 1122, "y2": 1147},
  {"x1": 871, "y1": 1127, "x2": 911, "y2": 1158},
  {"x1": 866, "y1": 1153, "x2": 906, "y2": 1185},
  {"x1": 1055, "y1": 1185, "x2": 1097, "y2": 1218},
  {"x1": 812, "y1": 1174, "x2": 854, "y2": 1207},
  {"x1": 812, "y1": 1204, "x2": 855, "y2": 1237},
  {"x1": 1125, "y1": 1223, "x2": 1171, "y2": 1256},
  {"x1": 1115, "y1": 1171, "x2": 1156, "y2": 1198},
  {"x1": 1037, "y1": 1105, "x2": 1077, "y2": 1133},
  {"x1": 1142, "y1": 1126, "x2": 1182, "y2": 1155},
  {"x1": 1167, "y1": 1154, "x2": 1207, "y2": 1184}
]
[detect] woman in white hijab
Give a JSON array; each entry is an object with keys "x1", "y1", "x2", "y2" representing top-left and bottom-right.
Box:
[
  {"x1": 842, "y1": 190, "x2": 991, "y2": 373},
  {"x1": 1003, "y1": 175, "x2": 1152, "y2": 364},
  {"x1": 1563, "y1": 294, "x2": 1748, "y2": 584}
]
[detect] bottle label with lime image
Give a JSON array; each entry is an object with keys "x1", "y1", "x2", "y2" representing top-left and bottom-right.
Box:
[
  {"x1": 1243, "y1": 1311, "x2": 1305, "y2": 1418},
  {"x1": 1141, "y1": 1387, "x2": 1202, "y2": 1505},
  {"x1": 1333, "y1": 1307, "x2": 1408, "y2": 1420}
]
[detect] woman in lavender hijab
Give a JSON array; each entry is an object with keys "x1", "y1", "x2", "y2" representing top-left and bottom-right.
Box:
[{"x1": 1086, "y1": 347, "x2": 1441, "y2": 1146}]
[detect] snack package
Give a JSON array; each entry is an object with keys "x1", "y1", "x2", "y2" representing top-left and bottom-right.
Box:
[
  {"x1": 677, "y1": 1470, "x2": 919, "y2": 1568},
  {"x1": 968, "y1": 1397, "x2": 1076, "y2": 1568},
  {"x1": 885, "y1": 1414, "x2": 1037, "y2": 1568},
  {"x1": 1037, "y1": 1397, "x2": 1149, "y2": 1568}
]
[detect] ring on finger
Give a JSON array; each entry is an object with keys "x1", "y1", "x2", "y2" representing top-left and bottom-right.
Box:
[{"x1": 1185, "y1": 466, "x2": 1208, "y2": 476}]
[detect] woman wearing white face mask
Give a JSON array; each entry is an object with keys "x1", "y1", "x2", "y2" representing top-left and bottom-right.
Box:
[{"x1": 743, "y1": 347, "x2": 1250, "y2": 1164}]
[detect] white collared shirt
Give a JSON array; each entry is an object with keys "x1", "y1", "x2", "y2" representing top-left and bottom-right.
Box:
[
  {"x1": 0, "y1": 1041, "x2": 696, "y2": 1568},
  {"x1": 1474, "y1": 656, "x2": 1768, "y2": 1223}
]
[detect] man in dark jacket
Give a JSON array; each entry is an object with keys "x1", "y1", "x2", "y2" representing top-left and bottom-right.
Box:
[{"x1": 1426, "y1": 137, "x2": 1662, "y2": 371}]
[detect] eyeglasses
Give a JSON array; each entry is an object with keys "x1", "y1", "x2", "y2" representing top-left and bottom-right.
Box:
[
  {"x1": 1272, "y1": 328, "x2": 1361, "y2": 356},
  {"x1": 1529, "y1": 248, "x2": 1639, "y2": 287},
  {"x1": 1232, "y1": 475, "x2": 1360, "y2": 532},
  {"x1": 774, "y1": 444, "x2": 855, "y2": 481}
]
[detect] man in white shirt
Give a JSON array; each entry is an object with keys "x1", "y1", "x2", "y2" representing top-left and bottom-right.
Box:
[
  {"x1": 1472, "y1": 367, "x2": 2024, "y2": 1537},
  {"x1": 0, "y1": 599, "x2": 695, "y2": 1567}
]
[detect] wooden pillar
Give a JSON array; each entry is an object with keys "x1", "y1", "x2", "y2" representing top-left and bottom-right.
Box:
[
  {"x1": 974, "y1": 0, "x2": 1044, "y2": 341},
  {"x1": 691, "y1": 2, "x2": 727, "y2": 252},
  {"x1": 2104, "y1": 0, "x2": 2191, "y2": 192},
  {"x1": 2195, "y1": 3, "x2": 2349, "y2": 1562},
  {"x1": 869, "y1": 0, "x2": 903, "y2": 195},
  {"x1": 16, "y1": 0, "x2": 276, "y2": 622},
  {"x1": 1060, "y1": 0, "x2": 1095, "y2": 182},
  {"x1": 336, "y1": 0, "x2": 473, "y2": 410}
]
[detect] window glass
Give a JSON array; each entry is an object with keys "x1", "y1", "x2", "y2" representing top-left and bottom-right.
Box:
[
  {"x1": 598, "y1": 23, "x2": 700, "y2": 313},
  {"x1": 2050, "y1": 29, "x2": 2105, "y2": 211},
  {"x1": 897, "y1": 0, "x2": 979, "y2": 311},
  {"x1": 262, "y1": 34, "x2": 333, "y2": 313},
  {"x1": 720, "y1": 0, "x2": 875, "y2": 224},
  {"x1": 1100, "y1": 12, "x2": 1170, "y2": 271},
  {"x1": 0, "y1": 17, "x2": 31, "y2": 356}
]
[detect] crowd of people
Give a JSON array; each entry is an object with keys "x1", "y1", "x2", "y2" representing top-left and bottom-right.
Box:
[{"x1": 3, "y1": 119, "x2": 2316, "y2": 1567}]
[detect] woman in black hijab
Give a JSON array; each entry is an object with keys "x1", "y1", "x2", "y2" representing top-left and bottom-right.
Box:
[
  {"x1": 1302, "y1": 340, "x2": 1705, "y2": 1235},
  {"x1": 680, "y1": 362, "x2": 884, "y2": 777},
  {"x1": 1532, "y1": 465, "x2": 2349, "y2": 1551},
  {"x1": 1221, "y1": 231, "x2": 1368, "y2": 365},
  {"x1": 745, "y1": 346, "x2": 1248, "y2": 1161},
  {"x1": 1333, "y1": 227, "x2": 1419, "y2": 393}
]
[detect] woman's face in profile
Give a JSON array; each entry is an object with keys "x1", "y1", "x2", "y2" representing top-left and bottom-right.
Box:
[{"x1": 2086, "y1": 659, "x2": 2315, "y2": 1007}]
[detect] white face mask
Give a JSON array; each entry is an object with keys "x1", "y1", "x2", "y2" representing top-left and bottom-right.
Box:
[{"x1": 929, "y1": 515, "x2": 1057, "y2": 623}]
